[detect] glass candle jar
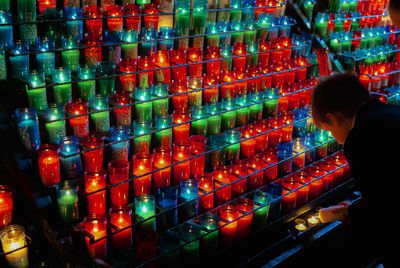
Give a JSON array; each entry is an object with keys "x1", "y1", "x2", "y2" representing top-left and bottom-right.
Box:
[
  {"x1": 55, "y1": 180, "x2": 79, "y2": 224},
  {"x1": 132, "y1": 120, "x2": 152, "y2": 154},
  {"x1": 132, "y1": 153, "x2": 153, "y2": 196},
  {"x1": 154, "y1": 114, "x2": 173, "y2": 148},
  {"x1": 83, "y1": 215, "x2": 107, "y2": 259},
  {"x1": 179, "y1": 179, "x2": 199, "y2": 219},
  {"x1": 0, "y1": 185, "x2": 13, "y2": 230},
  {"x1": 89, "y1": 95, "x2": 110, "y2": 134},
  {"x1": 57, "y1": 136, "x2": 83, "y2": 179},
  {"x1": 84, "y1": 169, "x2": 107, "y2": 215},
  {"x1": 109, "y1": 206, "x2": 132, "y2": 249},
  {"x1": 111, "y1": 91, "x2": 132, "y2": 126},
  {"x1": 0, "y1": 224, "x2": 29, "y2": 268},
  {"x1": 153, "y1": 147, "x2": 172, "y2": 190},
  {"x1": 14, "y1": 108, "x2": 41, "y2": 151},
  {"x1": 135, "y1": 194, "x2": 156, "y2": 230},
  {"x1": 110, "y1": 125, "x2": 130, "y2": 161},
  {"x1": 61, "y1": 35, "x2": 80, "y2": 72},
  {"x1": 24, "y1": 71, "x2": 47, "y2": 111},
  {"x1": 77, "y1": 64, "x2": 96, "y2": 101},
  {"x1": 135, "y1": 86, "x2": 153, "y2": 121},
  {"x1": 108, "y1": 160, "x2": 130, "y2": 207},
  {"x1": 52, "y1": 67, "x2": 73, "y2": 104},
  {"x1": 37, "y1": 143, "x2": 60, "y2": 187}
]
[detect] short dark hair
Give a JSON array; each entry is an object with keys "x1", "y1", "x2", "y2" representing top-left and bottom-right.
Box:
[
  {"x1": 389, "y1": 0, "x2": 400, "y2": 11},
  {"x1": 311, "y1": 72, "x2": 371, "y2": 128}
]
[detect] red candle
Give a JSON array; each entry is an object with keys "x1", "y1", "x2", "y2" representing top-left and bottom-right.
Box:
[
  {"x1": 284, "y1": 62, "x2": 295, "y2": 86},
  {"x1": 171, "y1": 81, "x2": 189, "y2": 111},
  {"x1": 330, "y1": 151, "x2": 351, "y2": 181},
  {"x1": 247, "y1": 155, "x2": 265, "y2": 191},
  {"x1": 66, "y1": 100, "x2": 89, "y2": 138},
  {"x1": 246, "y1": 66, "x2": 262, "y2": 92},
  {"x1": 85, "y1": 40, "x2": 103, "y2": 66},
  {"x1": 206, "y1": 46, "x2": 221, "y2": 77},
  {"x1": 260, "y1": 65, "x2": 272, "y2": 89},
  {"x1": 172, "y1": 144, "x2": 191, "y2": 185},
  {"x1": 39, "y1": 0, "x2": 56, "y2": 14},
  {"x1": 264, "y1": 147, "x2": 278, "y2": 183},
  {"x1": 171, "y1": 48, "x2": 187, "y2": 82},
  {"x1": 83, "y1": 216, "x2": 107, "y2": 259},
  {"x1": 125, "y1": 4, "x2": 142, "y2": 32},
  {"x1": 172, "y1": 111, "x2": 191, "y2": 146},
  {"x1": 302, "y1": 166, "x2": 323, "y2": 200},
  {"x1": 85, "y1": 170, "x2": 107, "y2": 215},
  {"x1": 254, "y1": 120, "x2": 268, "y2": 153},
  {"x1": 281, "y1": 37, "x2": 292, "y2": 61},
  {"x1": 220, "y1": 69, "x2": 237, "y2": 98},
  {"x1": 258, "y1": 40, "x2": 271, "y2": 67},
  {"x1": 214, "y1": 167, "x2": 233, "y2": 206},
  {"x1": 119, "y1": 58, "x2": 137, "y2": 92},
  {"x1": 219, "y1": 205, "x2": 238, "y2": 246},
  {"x1": 315, "y1": 48, "x2": 333, "y2": 77},
  {"x1": 81, "y1": 133, "x2": 104, "y2": 173},
  {"x1": 270, "y1": 39, "x2": 283, "y2": 64},
  {"x1": 106, "y1": 5, "x2": 123, "y2": 32},
  {"x1": 280, "y1": 112, "x2": 294, "y2": 143},
  {"x1": 188, "y1": 47, "x2": 203, "y2": 78},
  {"x1": 294, "y1": 172, "x2": 309, "y2": 207},
  {"x1": 152, "y1": 146, "x2": 172, "y2": 190},
  {"x1": 108, "y1": 160, "x2": 129, "y2": 207},
  {"x1": 138, "y1": 56, "x2": 154, "y2": 87},
  {"x1": 198, "y1": 175, "x2": 214, "y2": 213},
  {"x1": 109, "y1": 207, "x2": 132, "y2": 248},
  {"x1": 85, "y1": 6, "x2": 103, "y2": 41},
  {"x1": 232, "y1": 42, "x2": 247, "y2": 72},
  {"x1": 152, "y1": 50, "x2": 171, "y2": 84},
  {"x1": 318, "y1": 161, "x2": 336, "y2": 191},
  {"x1": 235, "y1": 72, "x2": 248, "y2": 95},
  {"x1": 0, "y1": 186, "x2": 12, "y2": 230},
  {"x1": 189, "y1": 135, "x2": 207, "y2": 178},
  {"x1": 281, "y1": 178, "x2": 298, "y2": 213},
  {"x1": 37, "y1": 144, "x2": 60, "y2": 187},
  {"x1": 267, "y1": 116, "x2": 282, "y2": 147},
  {"x1": 240, "y1": 125, "x2": 256, "y2": 159},
  {"x1": 230, "y1": 160, "x2": 248, "y2": 198},
  {"x1": 236, "y1": 198, "x2": 254, "y2": 240},
  {"x1": 144, "y1": 4, "x2": 159, "y2": 29},
  {"x1": 202, "y1": 75, "x2": 219, "y2": 104},
  {"x1": 132, "y1": 153, "x2": 153, "y2": 196},
  {"x1": 272, "y1": 62, "x2": 286, "y2": 89},
  {"x1": 111, "y1": 91, "x2": 132, "y2": 126},
  {"x1": 294, "y1": 56, "x2": 308, "y2": 82},
  {"x1": 135, "y1": 229, "x2": 158, "y2": 265},
  {"x1": 287, "y1": 83, "x2": 300, "y2": 111}
]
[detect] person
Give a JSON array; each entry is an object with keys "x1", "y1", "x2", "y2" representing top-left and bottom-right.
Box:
[
  {"x1": 389, "y1": 0, "x2": 400, "y2": 27},
  {"x1": 311, "y1": 72, "x2": 400, "y2": 267}
]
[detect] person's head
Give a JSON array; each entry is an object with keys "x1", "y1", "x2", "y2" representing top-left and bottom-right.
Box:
[
  {"x1": 389, "y1": 0, "x2": 400, "y2": 27},
  {"x1": 311, "y1": 72, "x2": 370, "y2": 144}
]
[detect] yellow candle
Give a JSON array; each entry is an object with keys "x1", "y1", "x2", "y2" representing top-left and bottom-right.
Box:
[
  {"x1": 294, "y1": 219, "x2": 307, "y2": 231},
  {"x1": 0, "y1": 225, "x2": 29, "y2": 268},
  {"x1": 307, "y1": 215, "x2": 319, "y2": 225}
]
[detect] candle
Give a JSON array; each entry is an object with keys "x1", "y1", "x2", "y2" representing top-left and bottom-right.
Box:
[
  {"x1": 188, "y1": 47, "x2": 203, "y2": 77},
  {"x1": 83, "y1": 216, "x2": 107, "y2": 259},
  {"x1": 247, "y1": 154, "x2": 265, "y2": 191},
  {"x1": 37, "y1": 144, "x2": 60, "y2": 187},
  {"x1": 180, "y1": 179, "x2": 199, "y2": 219},
  {"x1": 205, "y1": 46, "x2": 221, "y2": 78},
  {"x1": 267, "y1": 116, "x2": 282, "y2": 147},
  {"x1": 240, "y1": 125, "x2": 256, "y2": 159},
  {"x1": 152, "y1": 83, "x2": 169, "y2": 117},
  {"x1": 119, "y1": 58, "x2": 137, "y2": 92},
  {"x1": 206, "y1": 103, "x2": 222, "y2": 136},
  {"x1": 191, "y1": 105, "x2": 208, "y2": 136},
  {"x1": 109, "y1": 207, "x2": 132, "y2": 248},
  {"x1": 280, "y1": 112, "x2": 294, "y2": 143},
  {"x1": 236, "y1": 198, "x2": 254, "y2": 240},
  {"x1": 173, "y1": 144, "x2": 191, "y2": 185},
  {"x1": 65, "y1": 7, "x2": 83, "y2": 41},
  {"x1": 221, "y1": 98, "x2": 237, "y2": 130},
  {"x1": 281, "y1": 178, "x2": 298, "y2": 214},
  {"x1": 108, "y1": 160, "x2": 129, "y2": 207},
  {"x1": 138, "y1": 56, "x2": 154, "y2": 87},
  {"x1": 84, "y1": 39, "x2": 102, "y2": 66},
  {"x1": 200, "y1": 213, "x2": 219, "y2": 256},
  {"x1": 0, "y1": 46, "x2": 6, "y2": 81},
  {"x1": 171, "y1": 48, "x2": 187, "y2": 82},
  {"x1": 253, "y1": 190, "x2": 271, "y2": 230},
  {"x1": 132, "y1": 153, "x2": 153, "y2": 196},
  {"x1": 97, "y1": 62, "x2": 116, "y2": 96},
  {"x1": 206, "y1": 22, "x2": 220, "y2": 47},
  {"x1": 203, "y1": 75, "x2": 219, "y2": 105},
  {"x1": 57, "y1": 136, "x2": 83, "y2": 179},
  {"x1": 294, "y1": 218, "x2": 307, "y2": 231},
  {"x1": 135, "y1": 229, "x2": 158, "y2": 264},
  {"x1": 135, "y1": 194, "x2": 156, "y2": 231},
  {"x1": 157, "y1": 186, "x2": 178, "y2": 230},
  {"x1": 153, "y1": 147, "x2": 172, "y2": 190},
  {"x1": 230, "y1": 160, "x2": 248, "y2": 198},
  {"x1": 85, "y1": 170, "x2": 107, "y2": 215},
  {"x1": 140, "y1": 27, "x2": 158, "y2": 56},
  {"x1": 0, "y1": 225, "x2": 29, "y2": 268},
  {"x1": 231, "y1": 21, "x2": 244, "y2": 45},
  {"x1": 175, "y1": 3, "x2": 190, "y2": 48},
  {"x1": 179, "y1": 223, "x2": 202, "y2": 266},
  {"x1": 14, "y1": 108, "x2": 41, "y2": 151},
  {"x1": 111, "y1": 91, "x2": 132, "y2": 126},
  {"x1": 35, "y1": 37, "x2": 55, "y2": 76},
  {"x1": 220, "y1": 70, "x2": 237, "y2": 99},
  {"x1": 89, "y1": 95, "x2": 110, "y2": 134},
  {"x1": 220, "y1": 45, "x2": 233, "y2": 71},
  {"x1": 208, "y1": 134, "x2": 226, "y2": 170},
  {"x1": 81, "y1": 132, "x2": 104, "y2": 173},
  {"x1": 258, "y1": 40, "x2": 271, "y2": 67},
  {"x1": 52, "y1": 67, "x2": 72, "y2": 104},
  {"x1": 144, "y1": 3, "x2": 159, "y2": 29},
  {"x1": 213, "y1": 167, "x2": 232, "y2": 205},
  {"x1": 24, "y1": 71, "x2": 47, "y2": 111},
  {"x1": 55, "y1": 180, "x2": 79, "y2": 224},
  {"x1": 125, "y1": 4, "x2": 142, "y2": 32},
  {"x1": 154, "y1": 114, "x2": 173, "y2": 148},
  {"x1": 189, "y1": 135, "x2": 207, "y2": 178},
  {"x1": 294, "y1": 172, "x2": 310, "y2": 207},
  {"x1": 171, "y1": 81, "x2": 189, "y2": 111},
  {"x1": 224, "y1": 129, "x2": 241, "y2": 164},
  {"x1": 0, "y1": 11, "x2": 12, "y2": 48},
  {"x1": 132, "y1": 120, "x2": 152, "y2": 154},
  {"x1": 277, "y1": 142, "x2": 293, "y2": 177},
  {"x1": 121, "y1": 29, "x2": 139, "y2": 60},
  {"x1": 135, "y1": 86, "x2": 153, "y2": 121},
  {"x1": 315, "y1": 13, "x2": 328, "y2": 36},
  {"x1": 232, "y1": 42, "x2": 247, "y2": 72},
  {"x1": 85, "y1": 6, "x2": 103, "y2": 41},
  {"x1": 315, "y1": 47, "x2": 333, "y2": 77},
  {"x1": 77, "y1": 64, "x2": 96, "y2": 101},
  {"x1": 38, "y1": 0, "x2": 55, "y2": 14},
  {"x1": 9, "y1": 41, "x2": 30, "y2": 79},
  {"x1": 153, "y1": 50, "x2": 172, "y2": 84},
  {"x1": 110, "y1": 126, "x2": 130, "y2": 161},
  {"x1": 219, "y1": 204, "x2": 238, "y2": 246},
  {"x1": 197, "y1": 175, "x2": 214, "y2": 213},
  {"x1": 106, "y1": 4, "x2": 123, "y2": 32},
  {"x1": 61, "y1": 35, "x2": 80, "y2": 73},
  {"x1": 188, "y1": 76, "x2": 203, "y2": 108},
  {"x1": 172, "y1": 111, "x2": 191, "y2": 146},
  {"x1": 0, "y1": 185, "x2": 13, "y2": 230}
]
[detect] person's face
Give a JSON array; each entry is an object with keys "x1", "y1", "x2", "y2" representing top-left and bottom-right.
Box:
[
  {"x1": 389, "y1": 8, "x2": 400, "y2": 27},
  {"x1": 317, "y1": 113, "x2": 351, "y2": 145}
]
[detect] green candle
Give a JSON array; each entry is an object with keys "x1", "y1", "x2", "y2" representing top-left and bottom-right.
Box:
[
  {"x1": 339, "y1": 0, "x2": 349, "y2": 12},
  {"x1": 206, "y1": 103, "x2": 222, "y2": 136},
  {"x1": 315, "y1": 13, "x2": 328, "y2": 36},
  {"x1": 56, "y1": 180, "x2": 79, "y2": 224},
  {"x1": 263, "y1": 88, "x2": 279, "y2": 118},
  {"x1": 221, "y1": 98, "x2": 237, "y2": 130},
  {"x1": 224, "y1": 129, "x2": 241, "y2": 164},
  {"x1": 152, "y1": 83, "x2": 169, "y2": 117},
  {"x1": 154, "y1": 114, "x2": 173, "y2": 148},
  {"x1": 328, "y1": 0, "x2": 340, "y2": 12},
  {"x1": 192, "y1": 1, "x2": 207, "y2": 35},
  {"x1": 221, "y1": 46, "x2": 232, "y2": 71},
  {"x1": 77, "y1": 64, "x2": 96, "y2": 101},
  {"x1": 121, "y1": 30, "x2": 138, "y2": 60},
  {"x1": 175, "y1": 5, "x2": 190, "y2": 48},
  {"x1": 229, "y1": 0, "x2": 242, "y2": 22},
  {"x1": 253, "y1": 190, "x2": 271, "y2": 230},
  {"x1": 243, "y1": 20, "x2": 257, "y2": 45},
  {"x1": 206, "y1": 22, "x2": 220, "y2": 47},
  {"x1": 191, "y1": 105, "x2": 208, "y2": 136},
  {"x1": 200, "y1": 213, "x2": 219, "y2": 257},
  {"x1": 0, "y1": 0, "x2": 10, "y2": 11},
  {"x1": 52, "y1": 67, "x2": 72, "y2": 104},
  {"x1": 97, "y1": 61, "x2": 115, "y2": 96},
  {"x1": 133, "y1": 120, "x2": 152, "y2": 154},
  {"x1": 25, "y1": 71, "x2": 47, "y2": 111},
  {"x1": 44, "y1": 103, "x2": 66, "y2": 143},
  {"x1": 135, "y1": 86, "x2": 153, "y2": 121},
  {"x1": 257, "y1": 13, "x2": 271, "y2": 40},
  {"x1": 303, "y1": 0, "x2": 314, "y2": 18},
  {"x1": 89, "y1": 95, "x2": 110, "y2": 135},
  {"x1": 330, "y1": 35, "x2": 342, "y2": 53},
  {"x1": 61, "y1": 35, "x2": 80, "y2": 73},
  {"x1": 351, "y1": 17, "x2": 359, "y2": 31},
  {"x1": 341, "y1": 33, "x2": 352, "y2": 52},
  {"x1": 136, "y1": 0, "x2": 150, "y2": 8},
  {"x1": 17, "y1": 0, "x2": 36, "y2": 22},
  {"x1": 135, "y1": 194, "x2": 156, "y2": 230},
  {"x1": 235, "y1": 95, "x2": 250, "y2": 127},
  {"x1": 249, "y1": 92, "x2": 263, "y2": 123},
  {"x1": 247, "y1": 42, "x2": 259, "y2": 66},
  {"x1": 230, "y1": 21, "x2": 244, "y2": 45}
]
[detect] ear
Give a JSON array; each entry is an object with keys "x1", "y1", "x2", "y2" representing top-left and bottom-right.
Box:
[{"x1": 325, "y1": 113, "x2": 341, "y2": 127}]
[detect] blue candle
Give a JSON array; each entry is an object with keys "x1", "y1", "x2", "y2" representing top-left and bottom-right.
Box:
[
  {"x1": 121, "y1": 29, "x2": 138, "y2": 59},
  {"x1": 14, "y1": 108, "x2": 41, "y2": 151},
  {"x1": 141, "y1": 27, "x2": 157, "y2": 56},
  {"x1": 218, "y1": 21, "x2": 231, "y2": 47},
  {"x1": 179, "y1": 179, "x2": 199, "y2": 219},
  {"x1": 9, "y1": 40, "x2": 29, "y2": 79},
  {"x1": 110, "y1": 125, "x2": 131, "y2": 161},
  {"x1": 65, "y1": 7, "x2": 83, "y2": 40},
  {"x1": 105, "y1": 30, "x2": 122, "y2": 66},
  {"x1": 157, "y1": 186, "x2": 178, "y2": 230},
  {"x1": 36, "y1": 37, "x2": 55, "y2": 76},
  {"x1": 158, "y1": 26, "x2": 174, "y2": 50},
  {"x1": 0, "y1": 11, "x2": 13, "y2": 47},
  {"x1": 24, "y1": 71, "x2": 48, "y2": 111},
  {"x1": 57, "y1": 136, "x2": 83, "y2": 180}
]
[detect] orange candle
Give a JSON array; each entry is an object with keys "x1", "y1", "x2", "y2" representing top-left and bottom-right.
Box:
[
  {"x1": 83, "y1": 216, "x2": 107, "y2": 259},
  {"x1": 189, "y1": 135, "x2": 207, "y2": 178},
  {"x1": 152, "y1": 147, "x2": 172, "y2": 190},
  {"x1": 109, "y1": 207, "x2": 132, "y2": 248},
  {"x1": 171, "y1": 81, "x2": 189, "y2": 111},
  {"x1": 85, "y1": 170, "x2": 107, "y2": 215},
  {"x1": 240, "y1": 125, "x2": 256, "y2": 159},
  {"x1": 132, "y1": 153, "x2": 153, "y2": 196},
  {"x1": 232, "y1": 42, "x2": 247, "y2": 72},
  {"x1": 198, "y1": 175, "x2": 214, "y2": 213},
  {"x1": 171, "y1": 48, "x2": 187, "y2": 82},
  {"x1": 0, "y1": 186, "x2": 13, "y2": 230},
  {"x1": 206, "y1": 46, "x2": 221, "y2": 77},
  {"x1": 294, "y1": 172, "x2": 309, "y2": 207},
  {"x1": 153, "y1": 50, "x2": 171, "y2": 84},
  {"x1": 172, "y1": 110, "x2": 191, "y2": 146},
  {"x1": 220, "y1": 69, "x2": 237, "y2": 98},
  {"x1": 81, "y1": 133, "x2": 104, "y2": 173},
  {"x1": 236, "y1": 198, "x2": 254, "y2": 240},
  {"x1": 188, "y1": 47, "x2": 203, "y2": 78},
  {"x1": 106, "y1": 5, "x2": 123, "y2": 32},
  {"x1": 108, "y1": 160, "x2": 130, "y2": 207},
  {"x1": 219, "y1": 205, "x2": 238, "y2": 246},
  {"x1": 230, "y1": 160, "x2": 248, "y2": 198},
  {"x1": 214, "y1": 167, "x2": 233, "y2": 206},
  {"x1": 281, "y1": 178, "x2": 298, "y2": 213},
  {"x1": 66, "y1": 100, "x2": 89, "y2": 138},
  {"x1": 202, "y1": 74, "x2": 219, "y2": 103},
  {"x1": 247, "y1": 154, "x2": 266, "y2": 191},
  {"x1": 172, "y1": 144, "x2": 191, "y2": 185},
  {"x1": 37, "y1": 144, "x2": 60, "y2": 187}
]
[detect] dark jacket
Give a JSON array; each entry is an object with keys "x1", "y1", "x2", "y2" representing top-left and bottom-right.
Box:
[{"x1": 344, "y1": 98, "x2": 400, "y2": 266}]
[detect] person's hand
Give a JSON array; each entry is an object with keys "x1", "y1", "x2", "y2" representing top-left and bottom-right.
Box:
[{"x1": 319, "y1": 201, "x2": 351, "y2": 223}]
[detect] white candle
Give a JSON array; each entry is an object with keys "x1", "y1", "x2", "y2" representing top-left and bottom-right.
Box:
[{"x1": 0, "y1": 225, "x2": 29, "y2": 268}]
